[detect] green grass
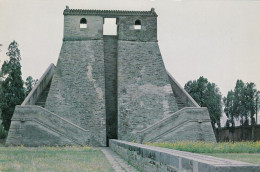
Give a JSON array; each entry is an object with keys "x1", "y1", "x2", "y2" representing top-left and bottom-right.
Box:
[
  {"x1": 146, "y1": 141, "x2": 260, "y2": 153},
  {"x1": 0, "y1": 146, "x2": 114, "y2": 172},
  {"x1": 146, "y1": 141, "x2": 260, "y2": 165},
  {"x1": 203, "y1": 153, "x2": 260, "y2": 165}
]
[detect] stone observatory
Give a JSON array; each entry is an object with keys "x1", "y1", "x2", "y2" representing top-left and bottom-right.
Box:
[{"x1": 6, "y1": 7, "x2": 216, "y2": 146}]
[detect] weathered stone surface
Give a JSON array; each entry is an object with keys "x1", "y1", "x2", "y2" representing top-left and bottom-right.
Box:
[
  {"x1": 45, "y1": 40, "x2": 106, "y2": 146},
  {"x1": 117, "y1": 40, "x2": 178, "y2": 141},
  {"x1": 110, "y1": 139, "x2": 260, "y2": 172}
]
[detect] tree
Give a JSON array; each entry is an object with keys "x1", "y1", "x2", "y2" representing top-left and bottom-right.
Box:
[
  {"x1": 1, "y1": 41, "x2": 25, "y2": 130},
  {"x1": 225, "y1": 80, "x2": 259, "y2": 140},
  {"x1": 184, "y1": 76, "x2": 222, "y2": 130},
  {"x1": 223, "y1": 90, "x2": 236, "y2": 141},
  {"x1": 25, "y1": 76, "x2": 38, "y2": 96},
  {"x1": 232, "y1": 80, "x2": 258, "y2": 126}
]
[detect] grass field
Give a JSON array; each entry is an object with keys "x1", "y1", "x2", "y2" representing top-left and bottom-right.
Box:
[
  {"x1": 146, "y1": 141, "x2": 260, "y2": 153},
  {"x1": 203, "y1": 153, "x2": 260, "y2": 165},
  {"x1": 0, "y1": 146, "x2": 114, "y2": 172},
  {"x1": 146, "y1": 141, "x2": 260, "y2": 165}
]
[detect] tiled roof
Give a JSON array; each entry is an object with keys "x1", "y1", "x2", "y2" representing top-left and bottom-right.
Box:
[{"x1": 63, "y1": 7, "x2": 157, "y2": 17}]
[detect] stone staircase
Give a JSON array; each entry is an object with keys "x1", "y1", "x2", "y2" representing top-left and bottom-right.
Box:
[
  {"x1": 136, "y1": 107, "x2": 215, "y2": 143},
  {"x1": 35, "y1": 82, "x2": 51, "y2": 107},
  {"x1": 6, "y1": 105, "x2": 91, "y2": 146},
  {"x1": 175, "y1": 96, "x2": 186, "y2": 110}
]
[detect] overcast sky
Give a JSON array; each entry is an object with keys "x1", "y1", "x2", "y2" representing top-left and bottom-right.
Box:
[{"x1": 1, "y1": 0, "x2": 260, "y2": 123}]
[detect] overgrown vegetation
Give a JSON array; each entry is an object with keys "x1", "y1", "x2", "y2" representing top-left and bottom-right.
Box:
[
  {"x1": 0, "y1": 146, "x2": 114, "y2": 172},
  {"x1": 146, "y1": 141, "x2": 260, "y2": 153}
]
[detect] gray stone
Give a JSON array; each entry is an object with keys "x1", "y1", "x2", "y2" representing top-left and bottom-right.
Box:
[{"x1": 110, "y1": 139, "x2": 260, "y2": 172}]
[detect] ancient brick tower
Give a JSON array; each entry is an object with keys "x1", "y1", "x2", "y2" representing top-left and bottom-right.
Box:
[{"x1": 6, "y1": 7, "x2": 216, "y2": 146}]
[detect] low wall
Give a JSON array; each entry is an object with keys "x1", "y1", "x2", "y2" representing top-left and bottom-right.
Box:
[
  {"x1": 22, "y1": 63, "x2": 55, "y2": 105},
  {"x1": 216, "y1": 125, "x2": 260, "y2": 142},
  {"x1": 110, "y1": 139, "x2": 260, "y2": 172}
]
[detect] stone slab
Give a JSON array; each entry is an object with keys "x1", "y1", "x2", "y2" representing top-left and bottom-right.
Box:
[{"x1": 110, "y1": 139, "x2": 260, "y2": 172}]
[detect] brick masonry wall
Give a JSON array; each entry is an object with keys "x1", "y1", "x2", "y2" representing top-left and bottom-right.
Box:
[
  {"x1": 64, "y1": 15, "x2": 103, "y2": 40},
  {"x1": 118, "y1": 16, "x2": 157, "y2": 42},
  {"x1": 45, "y1": 40, "x2": 106, "y2": 146},
  {"x1": 104, "y1": 36, "x2": 118, "y2": 142},
  {"x1": 117, "y1": 40, "x2": 178, "y2": 141}
]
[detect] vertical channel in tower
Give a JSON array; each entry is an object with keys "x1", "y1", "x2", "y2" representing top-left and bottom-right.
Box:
[{"x1": 103, "y1": 18, "x2": 118, "y2": 145}]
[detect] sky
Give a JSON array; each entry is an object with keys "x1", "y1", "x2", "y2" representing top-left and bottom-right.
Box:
[{"x1": 0, "y1": 0, "x2": 260, "y2": 124}]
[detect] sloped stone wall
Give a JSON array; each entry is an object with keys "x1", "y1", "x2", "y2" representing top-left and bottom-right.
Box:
[
  {"x1": 45, "y1": 40, "x2": 106, "y2": 146},
  {"x1": 117, "y1": 40, "x2": 178, "y2": 141}
]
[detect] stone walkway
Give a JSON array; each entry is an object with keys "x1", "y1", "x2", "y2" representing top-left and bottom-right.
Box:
[{"x1": 100, "y1": 147, "x2": 139, "y2": 172}]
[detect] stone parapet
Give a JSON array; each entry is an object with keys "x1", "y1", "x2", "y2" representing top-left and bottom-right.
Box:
[
  {"x1": 110, "y1": 139, "x2": 260, "y2": 172},
  {"x1": 167, "y1": 71, "x2": 199, "y2": 108},
  {"x1": 22, "y1": 63, "x2": 55, "y2": 106}
]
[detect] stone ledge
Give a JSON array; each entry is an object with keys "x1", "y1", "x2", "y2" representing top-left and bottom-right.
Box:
[{"x1": 110, "y1": 139, "x2": 260, "y2": 172}]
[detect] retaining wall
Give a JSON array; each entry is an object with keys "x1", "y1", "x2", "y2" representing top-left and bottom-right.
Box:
[{"x1": 110, "y1": 139, "x2": 260, "y2": 172}]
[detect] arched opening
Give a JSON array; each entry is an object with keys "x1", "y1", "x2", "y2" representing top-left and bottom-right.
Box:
[
  {"x1": 134, "y1": 20, "x2": 141, "y2": 30},
  {"x1": 80, "y1": 18, "x2": 87, "y2": 28}
]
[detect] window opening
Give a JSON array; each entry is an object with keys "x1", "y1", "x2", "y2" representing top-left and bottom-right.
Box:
[
  {"x1": 134, "y1": 20, "x2": 141, "y2": 30},
  {"x1": 80, "y1": 18, "x2": 87, "y2": 28},
  {"x1": 103, "y1": 18, "x2": 117, "y2": 35}
]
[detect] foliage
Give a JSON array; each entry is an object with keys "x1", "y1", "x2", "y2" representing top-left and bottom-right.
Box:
[
  {"x1": 0, "y1": 41, "x2": 25, "y2": 130},
  {"x1": 146, "y1": 141, "x2": 260, "y2": 153},
  {"x1": 223, "y1": 90, "x2": 236, "y2": 140},
  {"x1": 224, "y1": 80, "x2": 259, "y2": 127},
  {"x1": 0, "y1": 124, "x2": 7, "y2": 139},
  {"x1": 25, "y1": 76, "x2": 38, "y2": 95},
  {"x1": 184, "y1": 76, "x2": 222, "y2": 129}
]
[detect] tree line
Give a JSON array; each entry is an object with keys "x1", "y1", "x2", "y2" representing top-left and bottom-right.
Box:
[
  {"x1": 184, "y1": 76, "x2": 259, "y2": 140},
  {"x1": 0, "y1": 41, "x2": 37, "y2": 138}
]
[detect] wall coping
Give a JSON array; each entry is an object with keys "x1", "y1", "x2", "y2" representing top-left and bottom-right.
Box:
[
  {"x1": 64, "y1": 8, "x2": 157, "y2": 17},
  {"x1": 110, "y1": 139, "x2": 260, "y2": 171}
]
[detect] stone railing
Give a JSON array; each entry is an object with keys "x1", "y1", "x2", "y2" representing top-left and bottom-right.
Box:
[
  {"x1": 136, "y1": 107, "x2": 214, "y2": 143},
  {"x1": 167, "y1": 71, "x2": 199, "y2": 108},
  {"x1": 110, "y1": 139, "x2": 260, "y2": 172},
  {"x1": 22, "y1": 63, "x2": 55, "y2": 106},
  {"x1": 6, "y1": 105, "x2": 90, "y2": 146}
]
